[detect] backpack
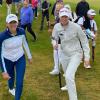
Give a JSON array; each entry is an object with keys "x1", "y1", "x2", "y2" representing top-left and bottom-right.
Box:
[{"x1": 74, "y1": 16, "x2": 81, "y2": 23}]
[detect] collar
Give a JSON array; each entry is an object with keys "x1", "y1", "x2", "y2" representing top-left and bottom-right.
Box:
[{"x1": 6, "y1": 28, "x2": 18, "y2": 37}]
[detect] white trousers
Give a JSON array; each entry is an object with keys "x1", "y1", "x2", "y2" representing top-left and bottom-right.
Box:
[
  {"x1": 53, "y1": 49, "x2": 59, "y2": 71},
  {"x1": 7, "y1": 4, "x2": 12, "y2": 15},
  {"x1": 53, "y1": 45, "x2": 62, "y2": 71},
  {"x1": 61, "y1": 52, "x2": 82, "y2": 100}
]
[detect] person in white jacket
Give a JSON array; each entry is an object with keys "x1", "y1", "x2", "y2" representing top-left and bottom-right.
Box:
[
  {"x1": 52, "y1": 7, "x2": 90, "y2": 100},
  {"x1": 0, "y1": 14, "x2": 32, "y2": 100}
]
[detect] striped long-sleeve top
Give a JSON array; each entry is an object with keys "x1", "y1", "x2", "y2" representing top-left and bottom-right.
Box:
[{"x1": 0, "y1": 27, "x2": 32, "y2": 72}]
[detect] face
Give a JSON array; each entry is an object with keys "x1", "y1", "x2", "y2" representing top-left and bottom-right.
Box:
[
  {"x1": 60, "y1": 16, "x2": 69, "y2": 26},
  {"x1": 56, "y1": 3, "x2": 64, "y2": 14},
  {"x1": 23, "y1": 0, "x2": 28, "y2": 7},
  {"x1": 6, "y1": 21, "x2": 18, "y2": 33},
  {"x1": 88, "y1": 15, "x2": 95, "y2": 20}
]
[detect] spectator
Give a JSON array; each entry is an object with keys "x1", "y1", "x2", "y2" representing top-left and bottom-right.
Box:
[
  {"x1": 31, "y1": 0, "x2": 38, "y2": 18},
  {"x1": 0, "y1": 14, "x2": 32, "y2": 100},
  {"x1": 52, "y1": 7, "x2": 90, "y2": 99},
  {"x1": 40, "y1": 0, "x2": 50, "y2": 30},
  {"x1": 20, "y1": 0, "x2": 37, "y2": 41}
]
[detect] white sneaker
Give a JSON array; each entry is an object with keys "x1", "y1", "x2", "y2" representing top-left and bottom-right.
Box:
[
  {"x1": 49, "y1": 69, "x2": 59, "y2": 75},
  {"x1": 9, "y1": 88, "x2": 15, "y2": 96},
  {"x1": 0, "y1": 4, "x2": 2, "y2": 7},
  {"x1": 80, "y1": 60, "x2": 83, "y2": 63},
  {"x1": 85, "y1": 65, "x2": 91, "y2": 69},
  {"x1": 84, "y1": 64, "x2": 91, "y2": 69},
  {"x1": 61, "y1": 85, "x2": 68, "y2": 91},
  {"x1": 63, "y1": 74, "x2": 65, "y2": 77}
]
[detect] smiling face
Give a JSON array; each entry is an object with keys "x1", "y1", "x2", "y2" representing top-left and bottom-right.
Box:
[
  {"x1": 6, "y1": 21, "x2": 18, "y2": 33},
  {"x1": 60, "y1": 16, "x2": 69, "y2": 26}
]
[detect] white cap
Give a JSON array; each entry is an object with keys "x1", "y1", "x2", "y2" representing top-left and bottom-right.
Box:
[
  {"x1": 87, "y1": 9, "x2": 96, "y2": 16},
  {"x1": 59, "y1": 7, "x2": 69, "y2": 18},
  {"x1": 6, "y1": 14, "x2": 18, "y2": 23}
]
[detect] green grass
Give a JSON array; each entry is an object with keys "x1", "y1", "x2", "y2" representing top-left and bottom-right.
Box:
[{"x1": 0, "y1": 0, "x2": 100, "y2": 100}]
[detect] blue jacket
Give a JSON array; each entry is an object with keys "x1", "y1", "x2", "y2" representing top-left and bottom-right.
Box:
[
  {"x1": 0, "y1": 28, "x2": 26, "y2": 72},
  {"x1": 20, "y1": 5, "x2": 33, "y2": 25}
]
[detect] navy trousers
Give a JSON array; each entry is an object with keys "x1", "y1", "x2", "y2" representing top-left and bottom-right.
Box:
[{"x1": 4, "y1": 55, "x2": 26, "y2": 100}]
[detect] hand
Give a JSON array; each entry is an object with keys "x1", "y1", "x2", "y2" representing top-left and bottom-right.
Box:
[
  {"x1": 48, "y1": 29, "x2": 52, "y2": 33},
  {"x1": 94, "y1": 33, "x2": 97, "y2": 40},
  {"x1": 28, "y1": 59, "x2": 32, "y2": 64},
  {"x1": 43, "y1": 9, "x2": 45, "y2": 12},
  {"x1": 2, "y1": 72, "x2": 11, "y2": 80},
  {"x1": 53, "y1": 44, "x2": 58, "y2": 50}
]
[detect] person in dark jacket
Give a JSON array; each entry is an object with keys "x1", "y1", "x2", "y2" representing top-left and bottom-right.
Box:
[
  {"x1": 40, "y1": 0, "x2": 50, "y2": 30},
  {"x1": 75, "y1": 0, "x2": 90, "y2": 17}
]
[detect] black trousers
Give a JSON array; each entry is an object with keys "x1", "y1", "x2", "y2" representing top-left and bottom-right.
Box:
[
  {"x1": 35, "y1": 7, "x2": 37, "y2": 17},
  {"x1": 21, "y1": 23, "x2": 36, "y2": 40},
  {"x1": 0, "y1": 0, "x2": 2, "y2": 5},
  {"x1": 33, "y1": 7, "x2": 37, "y2": 18},
  {"x1": 40, "y1": 12, "x2": 49, "y2": 30}
]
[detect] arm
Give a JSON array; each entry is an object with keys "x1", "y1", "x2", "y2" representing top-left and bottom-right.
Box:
[
  {"x1": 77, "y1": 17, "x2": 85, "y2": 30},
  {"x1": 93, "y1": 21, "x2": 98, "y2": 37},
  {"x1": 0, "y1": 34, "x2": 7, "y2": 73},
  {"x1": 45, "y1": 2, "x2": 49, "y2": 10},
  {"x1": 0, "y1": 35, "x2": 10, "y2": 80},
  {"x1": 29, "y1": 7, "x2": 34, "y2": 24},
  {"x1": 0, "y1": 41, "x2": 3, "y2": 72},
  {"x1": 77, "y1": 25, "x2": 90, "y2": 61},
  {"x1": 51, "y1": 25, "x2": 59, "y2": 49},
  {"x1": 20, "y1": 8, "x2": 22, "y2": 21},
  {"x1": 23, "y1": 35, "x2": 32, "y2": 60}
]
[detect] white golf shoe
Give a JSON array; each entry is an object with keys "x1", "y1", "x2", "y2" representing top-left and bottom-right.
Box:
[
  {"x1": 49, "y1": 69, "x2": 59, "y2": 75},
  {"x1": 84, "y1": 64, "x2": 91, "y2": 69},
  {"x1": 61, "y1": 85, "x2": 68, "y2": 91},
  {"x1": 9, "y1": 88, "x2": 15, "y2": 96},
  {"x1": 63, "y1": 74, "x2": 65, "y2": 77}
]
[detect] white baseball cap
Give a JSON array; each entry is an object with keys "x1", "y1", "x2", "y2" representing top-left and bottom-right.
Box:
[
  {"x1": 87, "y1": 9, "x2": 96, "y2": 16},
  {"x1": 6, "y1": 14, "x2": 18, "y2": 23},
  {"x1": 59, "y1": 7, "x2": 70, "y2": 18}
]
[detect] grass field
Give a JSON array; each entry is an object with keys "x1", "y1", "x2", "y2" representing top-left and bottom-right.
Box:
[{"x1": 0, "y1": 0, "x2": 100, "y2": 100}]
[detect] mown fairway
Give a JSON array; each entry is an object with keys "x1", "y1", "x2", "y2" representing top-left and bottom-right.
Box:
[{"x1": 0, "y1": 0, "x2": 100, "y2": 100}]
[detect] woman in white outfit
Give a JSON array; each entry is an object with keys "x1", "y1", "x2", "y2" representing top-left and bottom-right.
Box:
[{"x1": 52, "y1": 7, "x2": 90, "y2": 100}]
